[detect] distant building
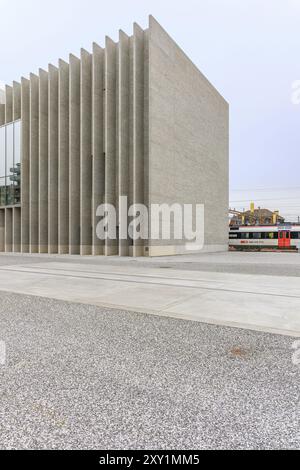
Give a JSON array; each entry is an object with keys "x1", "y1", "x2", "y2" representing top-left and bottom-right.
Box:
[{"x1": 230, "y1": 208, "x2": 285, "y2": 227}]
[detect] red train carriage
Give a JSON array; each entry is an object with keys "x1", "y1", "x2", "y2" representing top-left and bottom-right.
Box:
[{"x1": 229, "y1": 225, "x2": 300, "y2": 250}]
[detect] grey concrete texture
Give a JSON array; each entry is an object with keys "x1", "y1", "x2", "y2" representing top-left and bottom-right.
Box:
[
  {"x1": 0, "y1": 291, "x2": 299, "y2": 450},
  {"x1": 148, "y1": 17, "x2": 229, "y2": 255},
  {"x1": 92, "y1": 43, "x2": 105, "y2": 256},
  {"x1": 1, "y1": 249, "x2": 300, "y2": 274},
  {"x1": 58, "y1": 60, "x2": 70, "y2": 255},
  {"x1": 0, "y1": 88, "x2": 5, "y2": 105},
  {"x1": 12, "y1": 81, "x2": 21, "y2": 121},
  {"x1": 21, "y1": 77, "x2": 30, "y2": 253},
  {"x1": 5, "y1": 85, "x2": 13, "y2": 123},
  {"x1": 38, "y1": 69, "x2": 49, "y2": 254},
  {"x1": 0, "y1": 104, "x2": 5, "y2": 126},
  {"x1": 29, "y1": 74, "x2": 39, "y2": 254},
  {"x1": 0, "y1": 251, "x2": 300, "y2": 336},
  {"x1": 80, "y1": 49, "x2": 92, "y2": 256},
  {"x1": 48, "y1": 65, "x2": 59, "y2": 255},
  {"x1": 69, "y1": 54, "x2": 81, "y2": 255}
]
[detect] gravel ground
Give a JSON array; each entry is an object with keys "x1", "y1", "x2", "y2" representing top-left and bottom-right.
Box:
[{"x1": 0, "y1": 290, "x2": 299, "y2": 450}]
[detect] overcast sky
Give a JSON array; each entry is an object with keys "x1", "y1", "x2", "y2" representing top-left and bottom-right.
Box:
[{"x1": 1, "y1": 0, "x2": 300, "y2": 220}]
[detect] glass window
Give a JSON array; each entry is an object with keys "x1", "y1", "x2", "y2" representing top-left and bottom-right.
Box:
[
  {"x1": 0, "y1": 121, "x2": 21, "y2": 206},
  {"x1": 6, "y1": 124, "x2": 14, "y2": 174},
  {"x1": 14, "y1": 121, "x2": 21, "y2": 166},
  {"x1": 0, "y1": 126, "x2": 5, "y2": 178},
  {"x1": 12, "y1": 121, "x2": 21, "y2": 204},
  {"x1": 0, "y1": 176, "x2": 6, "y2": 206},
  {"x1": 241, "y1": 233, "x2": 250, "y2": 239},
  {"x1": 253, "y1": 232, "x2": 261, "y2": 239},
  {"x1": 6, "y1": 124, "x2": 14, "y2": 206}
]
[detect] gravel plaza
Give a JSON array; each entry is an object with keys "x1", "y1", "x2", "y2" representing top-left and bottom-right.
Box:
[{"x1": 0, "y1": 251, "x2": 299, "y2": 450}]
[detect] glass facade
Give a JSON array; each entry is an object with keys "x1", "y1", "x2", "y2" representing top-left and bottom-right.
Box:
[{"x1": 0, "y1": 121, "x2": 21, "y2": 206}]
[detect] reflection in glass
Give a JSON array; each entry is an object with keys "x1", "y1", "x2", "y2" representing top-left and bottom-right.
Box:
[
  {"x1": 12, "y1": 121, "x2": 21, "y2": 204},
  {"x1": 6, "y1": 124, "x2": 14, "y2": 205},
  {"x1": 0, "y1": 120, "x2": 21, "y2": 206},
  {"x1": 0, "y1": 177, "x2": 6, "y2": 207},
  {"x1": 0, "y1": 127, "x2": 5, "y2": 177}
]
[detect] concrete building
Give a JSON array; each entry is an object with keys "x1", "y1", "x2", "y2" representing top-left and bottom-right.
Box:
[
  {"x1": 0, "y1": 88, "x2": 5, "y2": 105},
  {"x1": 0, "y1": 16, "x2": 229, "y2": 257}
]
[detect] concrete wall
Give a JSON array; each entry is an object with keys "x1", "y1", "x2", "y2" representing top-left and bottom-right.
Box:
[
  {"x1": 0, "y1": 87, "x2": 5, "y2": 125},
  {"x1": 0, "y1": 88, "x2": 5, "y2": 105},
  {"x1": 148, "y1": 16, "x2": 229, "y2": 256}
]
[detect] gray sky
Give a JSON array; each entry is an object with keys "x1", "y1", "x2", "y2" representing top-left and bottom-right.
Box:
[{"x1": 1, "y1": 0, "x2": 300, "y2": 220}]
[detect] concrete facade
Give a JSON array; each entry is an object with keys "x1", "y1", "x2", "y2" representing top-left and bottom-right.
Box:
[{"x1": 0, "y1": 17, "x2": 229, "y2": 257}]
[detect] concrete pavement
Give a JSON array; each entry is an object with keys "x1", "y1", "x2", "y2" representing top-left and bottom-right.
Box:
[{"x1": 0, "y1": 252, "x2": 300, "y2": 336}]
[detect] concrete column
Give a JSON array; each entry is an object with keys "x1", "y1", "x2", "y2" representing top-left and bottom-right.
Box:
[
  {"x1": 132, "y1": 24, "x2": 145, "y2": 257},
  {"x1": 69, "y1": 54, "x2": 81, "y2": 255},
  {"x1": 38, "y1": 69, "x2": 49, "y2": 253},
  {"x1": 0, "y1": 210, "x2": 5, "y2": 252},
  {"x1": 48, "y1": 64, "x2": 59, "y2": 254},
  {"x1": 58, "y1": 59, "x2": 69, "y2": 254},
  {"x1": 13, "y1": 207, "x2": 21, "y2": 252},
  {"x1": 80, "y1": 49, "x2": 92, "y2": 255},
  {"x1": 118, "y1": 31, "x2": 130, "y2": 256},
  {"x1": 0, "y1": 105, "x2": 5, "y2": 126},
  {"x1": 5, "y1": 85, "x2": 13, "y2": 123},
  {"x1": 21, "y1": 77, "x2": 30, "y2": 253},
  {"x1": 29, "y1": 73, "x2": 39, "y2": 253},
  {"x1": 13, "y1": 81, "x2": 21, "y2": 121},
  {"x1": 104, "y1": 37, "x2": 118, "y2": 256},
  {"x1": 5, "y1": 208, "x2": 12, "y2": 252},
  {"x1": 143, "y1": 30, "x2": 150, "y2": 250},
  {"x1": 92, "y1": 43, "x2": 104, "y2": 256},
  {"x1": 128, "y1": 36, "x2": 134, "y2": 256}
]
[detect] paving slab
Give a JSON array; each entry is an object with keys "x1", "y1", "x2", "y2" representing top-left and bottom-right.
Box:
[{"x1": 0, "y1": 256, "x2": 299, "y2": 336}]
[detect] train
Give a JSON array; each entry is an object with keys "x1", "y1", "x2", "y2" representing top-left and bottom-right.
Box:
[{"x1": 229, "y1": 224, "x2": 300, "y2": 251}]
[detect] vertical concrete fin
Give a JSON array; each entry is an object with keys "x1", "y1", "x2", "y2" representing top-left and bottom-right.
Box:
[
  {"x1": 69, "y1": 54, "x2": 81, "y2": 255},
  {"x1": 132, "y1": 24, "x2": 145, "y2": 257},
  {"x1": 0, "y1": 85, "x2": 5, "y2": 125},
  {"x1": 38, "y1": 68, "x2": 49, "y2": 253},
  {"x1": 143, "y1": 29, "x2": 150, "y2": 246},
  {"x1": 58, "y1": 59, "x2": 70, "y2": 254},
  {"x1": 80, "y1": 49, "x2": 92, "y2": 255},
  {"x1": 5, "y1": 85, "x2": 13, "y2": 123},
  {"x1": 13, "y1": 81, "x2": 21, "y2": 121},
  {"x1": 0, "y1": 210, "x2": 5, "y2": 252},
  {"x1": 0, "y1": 104, "x2": 5, "y2": 126},
  {"x1": 29, "y1": 73, "x2": 39, "y2": 253},
  {"x1": 104, "y1": 36, "x2": 118, "y2": 256},
  {"x1": 128, "y1": 35, "x2": 134, "y2": 255},
  {"x1": 5, "y1": 209, "x2": 13, "y2": 252},
  {"x1": 21, "y1": 77, "x2": 30, "y2": 253},
  {"x1": 13, "y1": 207, "x2": 21, "y2": 252},
  {"x1": 92, "y1": 42, "x2": 105, "y2": 255},
  {"x1": 48, "y1": 64, "x2": 59, "y2": 254},
  {"x1": 118, "y1": 30, "x2": 130, "y2": 256}
]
